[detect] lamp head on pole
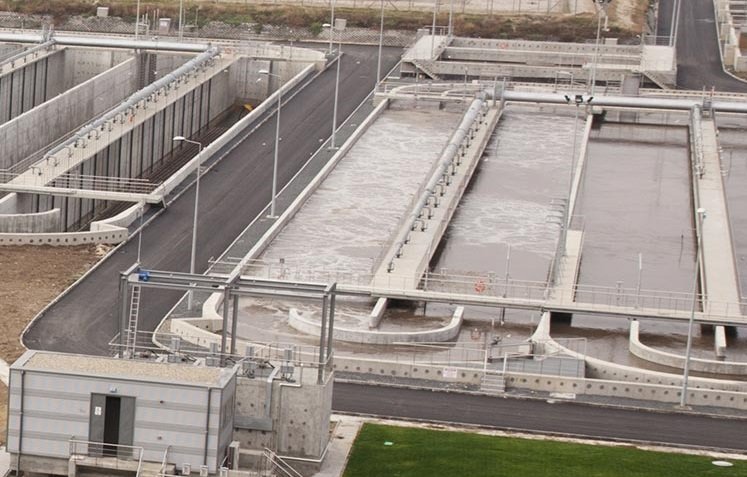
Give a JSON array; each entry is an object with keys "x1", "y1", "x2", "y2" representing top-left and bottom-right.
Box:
[{"x1": 173, "y1": 135, "x2": 186, "y2": 142}]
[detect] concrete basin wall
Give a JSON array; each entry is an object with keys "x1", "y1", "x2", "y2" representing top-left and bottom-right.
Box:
[
  {"x1": 0, "y1": 208, "x2": 60, "y2": 233},
  {"x1": 287, "y1": 306, "x2": 464, "y2": 344},
  {"x1": 629, "y1": 320, "x2": 747, "y2": 375}
]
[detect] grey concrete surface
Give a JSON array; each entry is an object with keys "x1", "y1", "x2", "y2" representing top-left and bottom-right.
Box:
[
  {"x1": 332, "y1": 382, "x2": 747, "y2": 451},
  {"x1": 22, "y1": 45, "x2": 403, "y2": 355}
]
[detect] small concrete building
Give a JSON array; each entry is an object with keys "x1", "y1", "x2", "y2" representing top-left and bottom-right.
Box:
[{"x1": 7, "y1": 350, "x2": 237, "y2": 475}]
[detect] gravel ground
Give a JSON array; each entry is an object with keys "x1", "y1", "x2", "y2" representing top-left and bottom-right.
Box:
[{"x1": 0, "y1": 245, "x2": 100, "y2": 444}]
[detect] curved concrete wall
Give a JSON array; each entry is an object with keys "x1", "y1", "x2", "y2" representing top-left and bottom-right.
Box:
[
  {"x1": 287, "y1": 307, "x2": 463, "y2": 344},
  {"x1": 89, "y1": 202, "x2": 143, "y2": 231},
  {"x1": 530, "y1": 312, "x2": 747, "y2": 392},
  {"x1": 0, "y1": 208, "x2": 60, "y2": 233},
  {"x1": 629, "y1": 320, "x2": 747, "y2": 375}
]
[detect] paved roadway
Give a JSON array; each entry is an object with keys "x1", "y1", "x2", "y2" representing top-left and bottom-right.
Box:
[
  {"x1": 23, "y1": 45, "x2": 403, "y2": 355},
  {"x1": 659, "y1": 0, "x2": 747, "y2": 92},
  {"x1": 333, "y1": 383, "x2": 747, "y2": 451}
]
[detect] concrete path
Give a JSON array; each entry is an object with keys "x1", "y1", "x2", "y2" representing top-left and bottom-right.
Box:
[
  {"x1": 694, "y1": 115, "x2": 740, "y2": 356},
  {"x1": 550, "y1": 229, "x2": 584, "y2": 304},
  {"x1": 372, "y1": 105, "x2": 501, "y2": 290},
  {"x1": 313, "y1": 415, "x2": 363, "y2": 477}
]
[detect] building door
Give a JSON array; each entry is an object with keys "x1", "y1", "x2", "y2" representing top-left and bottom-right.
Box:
[{"x1": 89, "y1": 394, "x2": 135, "y2": 458}]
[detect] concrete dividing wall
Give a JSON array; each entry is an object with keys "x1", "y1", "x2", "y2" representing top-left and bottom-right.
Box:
[
  {"x1": 231, "y1": 57, "x2": 272, "y2": 103},
  {"x1": 59, "y1": 47, "x2": 133, "y2": 92},
  {"x1": 0, "y1": 209, "x2": 60, "y2": 233},
  {"x1": 629, "y1": 320, "x2": 747, "y2": 375},
  {"x1": 0, "y1": 56, "x2": 138, "y2": 170},
  {"x1": 0, "y1": 193, "x2": 16, "y2": 213}
]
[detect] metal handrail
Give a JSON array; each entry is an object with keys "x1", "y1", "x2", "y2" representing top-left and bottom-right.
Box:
[
  {"x1": 262, "y1": 448, "x2": 304, "y2": 477},
  {"x1": 157, "y1": 445, "x2": 171, "y2": 476}
]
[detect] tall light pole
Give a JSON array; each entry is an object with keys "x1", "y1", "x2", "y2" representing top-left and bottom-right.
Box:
[
  {"x1": 671, "y1": 0, "x2": 682, "y2": 48},
  {"x1": 376, "y1": 0, "x2": 385, "y2": 85},
  {"x1": 178, "y1": 0, "x2": 185, "y2": 41},
  {"x1": 590, "y1": 0, "x2": 611, "y2": 95},
  {"x1": 328, "y1": 0, "x2": 336, "y2": 54},
  {"x1": 431, "y1": 0, "x2": 438, "y2": 57},
  {"x1": 680, "y1": 207, "x2": 707, "y2": 408},
  {"x1": 135, "y1": 0, "x2": 141, "y2": 41},
  {"x1": 259, "y1": 69, "x2": 282, "y2": 218},
  {"x1": 173, "y1": 136, "x2": 203, "y2": 310},
  {"x1": 325, "y1": 20, "x2": 345, "y2": 149}
]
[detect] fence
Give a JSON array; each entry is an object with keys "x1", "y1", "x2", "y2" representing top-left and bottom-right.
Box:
[{"x1": 69, "y1": 439, "x2": 144, "y2": 471}]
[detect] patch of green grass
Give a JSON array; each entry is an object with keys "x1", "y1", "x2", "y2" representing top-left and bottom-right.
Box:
[{"x1": 343, "y1": 424, "x2": 747, "y2": 477}]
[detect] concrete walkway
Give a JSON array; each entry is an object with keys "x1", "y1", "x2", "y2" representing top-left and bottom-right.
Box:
[
  {"x1": 694, "y1": 115, "x2": 741, "y2": 356},
  {"x1": 313, "y1": 415, "x2": 363, "y2": 477},
  {"x1": 371, "y1": 105, "x2": 502, "y2": 290},
  {"x1": 550, "y1": 229, "x2": 584, "y2": 304}
]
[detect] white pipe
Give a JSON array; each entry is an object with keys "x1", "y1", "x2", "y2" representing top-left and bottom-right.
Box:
[
  {"x1": 0, "y1": 32, "x2": 211, "y2": 53},
  {"x1": 44, "y1": 46, "x2": 220, "y2": 160},
  {"x1": 499, "y1": 90, "x2": 747, "y2": 113}
]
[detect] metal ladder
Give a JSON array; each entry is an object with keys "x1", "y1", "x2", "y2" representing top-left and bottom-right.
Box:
[{"x1": 125, "y1": 285, "x2": 142, "y2": 358}]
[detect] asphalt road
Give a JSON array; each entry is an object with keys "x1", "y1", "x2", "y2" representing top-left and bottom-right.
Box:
[
  {"x1": 23, "y1": 44, "x2": 403, "y2": 355},
  {"x1": 333, "y1": 383, "x2": 747, "y2": 451},
  {"x1": 659, "y1": 0, "x2": 747, "y2": 92}
]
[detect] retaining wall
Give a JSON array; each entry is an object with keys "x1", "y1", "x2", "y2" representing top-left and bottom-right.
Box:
[
  {"x1": 0, "y1": 208, "x2": 60, "y2": 233},
  {"x1": 0, "y1": 228, "x2": 127, "y2": 246}
]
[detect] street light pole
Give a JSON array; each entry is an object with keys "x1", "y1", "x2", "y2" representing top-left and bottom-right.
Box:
[
  {"x1": 172, "y1": 136, "x2": 203, "y2": 310},
  {"x1": 135, "y1": 0, "x2": 141, "y2": 41},
  {"x1": 672, "y1": 0, "x2": 683, "y2": 48},
  {"x1": 178, "y1": 0, "x2": 185, "y2": 41},
  {"x1": 259, "y1": 69, "x2": 282, "y2": 218},
  {"x1": 590, "y1": 0, "x2": 611, "y2": 95},
  {"x1": 376, "y1": 0, "x2": 385, "y2": 85},
  {"x1": 328, "y1": 22, "x2": 344, "y2": 150},
  {"x1": 680, "y1": 207, "x2": 706, "y2": 408},
  {"x1": 329, "y1": 0, "x2": 336, "y2": 54}
]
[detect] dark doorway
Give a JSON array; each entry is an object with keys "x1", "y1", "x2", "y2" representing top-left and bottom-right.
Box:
[
  {"x1": 89, "y1": 394, "x2": 135, "y2": 458},
  {"x1": 103, "y1": 396, "x2": 121, "y2": 456}
]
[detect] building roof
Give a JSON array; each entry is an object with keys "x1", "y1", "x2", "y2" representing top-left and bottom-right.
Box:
[{"x1": 12, "y1": 350, "x2": 236, "y2": 388}]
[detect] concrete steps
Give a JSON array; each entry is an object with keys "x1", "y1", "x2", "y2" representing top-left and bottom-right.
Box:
[
  {"x1": 480, "y1": 373, "x2": 506, "y2": 394},
  {"x1": 411, "y1": 59, "x2": 441, "y2": 80}
]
